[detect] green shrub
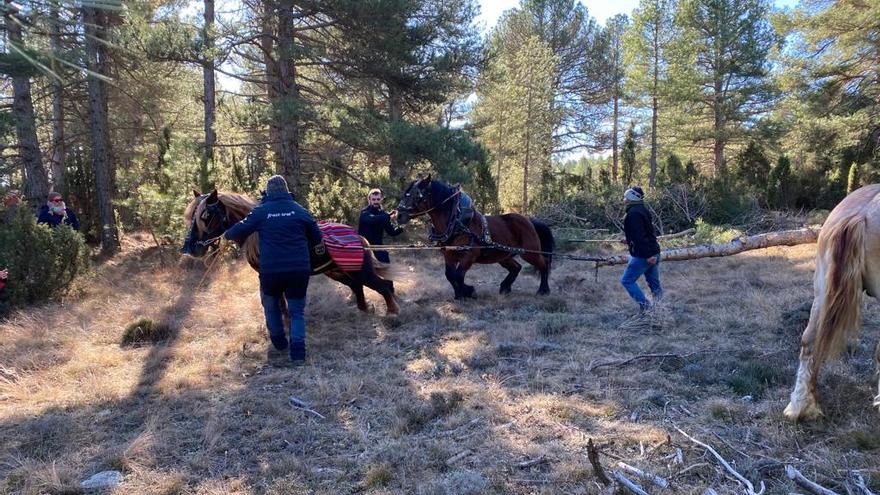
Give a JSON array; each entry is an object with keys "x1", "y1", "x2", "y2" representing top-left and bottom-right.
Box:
[
  {"x1": 0, "y1": 204, "x2": 89, "y2": 315},
  {"x1": 693, "y1": 218, "x2": 742, "y2": 245}
]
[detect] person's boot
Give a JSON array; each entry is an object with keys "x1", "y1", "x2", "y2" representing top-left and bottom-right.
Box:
[
  {"x1": 290, "y1": 340, "x2": 306, "y2": 365},
  {"x1": 267, "y1": 335, "x2": 290, "y2": 367}
]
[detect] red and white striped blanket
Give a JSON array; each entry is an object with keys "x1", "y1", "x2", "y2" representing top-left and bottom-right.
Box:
[{"x1": 318, "y1": 221, "x2": 364, "y2": 271}]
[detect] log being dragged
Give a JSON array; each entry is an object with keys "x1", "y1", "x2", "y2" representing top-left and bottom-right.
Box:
[{"x1": 596, "y1": 228, "x2": 819, "y2": 267}]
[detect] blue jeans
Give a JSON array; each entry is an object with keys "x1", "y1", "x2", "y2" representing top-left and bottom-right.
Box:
[
  {"x1": 259, "y1": 271, "x2": 310, "y2": 347},
  {"x1": 620, "y1": 255, "x2": 662, "y2": 310}
]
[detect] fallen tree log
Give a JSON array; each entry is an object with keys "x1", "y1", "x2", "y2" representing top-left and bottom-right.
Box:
[{"x1": 595, "y1": 228, "x2": 819, "y2": 267}]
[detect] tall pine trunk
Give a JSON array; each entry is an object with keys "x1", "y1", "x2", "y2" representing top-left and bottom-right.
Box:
[
  {"x1": 522, "y1": 65, "x2": 534, "y2": 214},
  {"x1": 713, "y1": 76, "x2": 725, "y2": 176},
  {"x1": 83, "y1": 6, "x2": 119, "y2": 254},
  {"x1": 612, "y1": 91, "x2": 619, "y2": 183},
  {"x1": 49, "y1": 0, "x2": 65, "y2": 192},
  {"x1": 649, "y1": 18, "x2": 659, "y2": 188},
  {"x1": 388, "y1": 85, "x2": 407, "y2": 190},
  {"x1": 264, "y1": 0, "x2": 302, "y2": 197},
  {"x1": 199, "y1": 0, "x2": 216, "y2": 192},
  {"x1": 5, "y1": 1, "x2": 48, "y2": 205}
]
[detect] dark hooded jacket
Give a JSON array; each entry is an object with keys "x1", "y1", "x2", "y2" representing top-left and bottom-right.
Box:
[{"x1": 623, "y1": 202, "x2": 660, "y2": 258}]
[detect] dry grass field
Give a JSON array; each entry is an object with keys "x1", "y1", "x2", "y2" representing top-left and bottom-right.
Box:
[{"x1": 1, "y1": 233, "x2": 879, "y2": 494}]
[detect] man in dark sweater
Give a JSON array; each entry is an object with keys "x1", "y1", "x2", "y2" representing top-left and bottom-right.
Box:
[
  {"x1": 358, "y1": 188, "x2": 403, "y2": 263},
  {"x1": 620, "y1": 186, "x2": 663, "y2": 313}
]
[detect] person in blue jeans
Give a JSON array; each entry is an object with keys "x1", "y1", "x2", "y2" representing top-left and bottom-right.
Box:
[
  {"x1": 224, "y1": 175, "x2": 322, "y2": 365},
  {"x1": 620, "y1": 186, "x2": 663, "y2": 314}
]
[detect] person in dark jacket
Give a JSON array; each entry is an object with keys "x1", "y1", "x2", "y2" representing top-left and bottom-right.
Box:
[
  {"x1": 224, "y1": 175, "x2": 322, "y2": 364},
  {"x1": 37, "y1": 192, "x2": 79, "y2": 230},
  {"x1": 358, "y1": 188, "x2": 403, "y2": 263},
  {"x1": 620, "y1": 186, "x2": 663, "y2": 313}
]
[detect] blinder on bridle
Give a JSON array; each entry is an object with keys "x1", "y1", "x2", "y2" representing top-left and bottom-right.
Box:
[
  {"x1": 180, "y1": 194, "x2": 231, "y2": 255},
  {"x1": 397, "y1": 178, "x2": 431, "y2": 222}
]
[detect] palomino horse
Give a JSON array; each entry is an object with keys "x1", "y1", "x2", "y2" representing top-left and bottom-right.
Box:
[
  {"x1": 396, "y1": 175, "x2": 554, "y2": 298},
  {"x1": 784, "y1": 184, "x2": 880, "y2": 421},
  {"x1": 181, "y1": 190, "x2": 399, "y2": 314}
]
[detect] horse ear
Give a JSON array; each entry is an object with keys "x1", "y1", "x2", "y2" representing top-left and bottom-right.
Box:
[
  {"x1": 207, "y1": 189, "x2": 219, "y2": 205},
  {"x1": 193, "y1": 189, "x2": 201, "y2": 198}
]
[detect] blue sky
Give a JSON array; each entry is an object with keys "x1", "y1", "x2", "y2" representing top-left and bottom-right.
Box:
[{"x1": 476, "y1": 0, "x2": 800, "y2": 30}]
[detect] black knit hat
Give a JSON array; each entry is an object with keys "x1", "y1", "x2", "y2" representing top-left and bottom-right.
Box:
[{"x1": 266, "y1": 175, "x2": 289, "y2": 195}]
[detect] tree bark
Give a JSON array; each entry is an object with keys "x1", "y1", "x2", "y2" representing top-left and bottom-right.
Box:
[
  {"x1": 597, "y1": 228, "x2": 819, "y2": 266},
  {"x1": 83, "y1": 6, "x2": 119, "y2": 254},
  {"x1": 649, "y1": 17, "x2": 659, "y2": 188},
  {"x1": 522, "y1": 65, "x2": 534, "y2": 214},
  {"x1": 199, "y1": 0, "x2": 216, "y2": 192},
  {"x1": 712, "y1": 49, "x2": 725, "y2": 176},
  {"x1": 388, "y1": 84, "x2": 407, "y2": 190},
  {"x1": 263, "y1": 0, "x2": 305, "y2": 200},
  {"x1": 49, "y1": 0, "x2": 65, "y2": 193},
  {"x1": 612, "y1": 89, "x2": 619, "y2": 183},
  {"x1": 5, "y1": 1, "x2": 48, "y2": 205}
]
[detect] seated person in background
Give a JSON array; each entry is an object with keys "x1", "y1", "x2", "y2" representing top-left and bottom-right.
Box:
[
  {"x1": 37, "y1": 192, "x2": 79, "y2": 230},
  {"x1": 358, "y1": 188, "x2": 403, "y2": 263}
]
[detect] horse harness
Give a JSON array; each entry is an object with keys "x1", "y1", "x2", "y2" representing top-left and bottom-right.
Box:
[
  {"x1": 181, "y1": 194, "x2": 232, "y2": 254},
  {"x1": 419, "y1": 187, "x2": 538, "y2": 258}
]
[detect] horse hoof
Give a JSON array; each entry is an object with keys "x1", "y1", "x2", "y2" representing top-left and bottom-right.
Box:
[
  {"x1": 499, "y1": 285, "x2": 512, "y2": 295},
  {"x1": 537, "y1": 288, "x2": 550, "y2": 296},
  {"x1": 783, "y1": 399, "x2": 824, "y2": 422}
]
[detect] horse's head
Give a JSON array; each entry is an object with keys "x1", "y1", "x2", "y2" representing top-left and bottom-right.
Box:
[
  {"x1": 181, "y1": 189, "x2": 231, "y2": 257},
  {"x1": 396, "y1": 174, "x2": 434, "y2": 225}
]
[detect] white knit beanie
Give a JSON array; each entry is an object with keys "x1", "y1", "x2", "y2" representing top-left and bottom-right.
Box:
[{"x1": 624, "y1": 187, "x2": 644, "y2": 202}]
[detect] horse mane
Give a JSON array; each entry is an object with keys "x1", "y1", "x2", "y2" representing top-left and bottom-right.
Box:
[
  {"x1": 185, "y1": 191, "x2": 260, "y2": 270},
  {"x1": 428, "y1": 179, "x2": 458, "y2": 214}
]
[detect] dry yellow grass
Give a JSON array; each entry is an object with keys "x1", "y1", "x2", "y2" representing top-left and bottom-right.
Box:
[{"x1": 1, "y1": 235, "x2": 879, "y2": 494}]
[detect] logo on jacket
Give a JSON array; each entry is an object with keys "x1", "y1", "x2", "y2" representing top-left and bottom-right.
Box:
[{"x1": 267, "y1": 211, "x2": 297, "y2": 219}]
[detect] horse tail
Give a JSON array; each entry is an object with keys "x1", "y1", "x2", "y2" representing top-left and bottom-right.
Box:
[
  {"x1": 530, "y1": 219, "x2": 555, "y2": 270},
  {"x1": 814, "y1": 213, "x2": 866, "y2": 364},
  {"x1": 360, "y1": 236, "x2": 395, "y2": 280}
]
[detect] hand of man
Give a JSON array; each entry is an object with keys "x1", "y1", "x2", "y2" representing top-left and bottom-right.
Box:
[
  {"x1": 647, "y1": 256, "x2": 658, "y2": 265},
  {"x1": 389, "y1": 209, "x2": 398, "y2": 220}
]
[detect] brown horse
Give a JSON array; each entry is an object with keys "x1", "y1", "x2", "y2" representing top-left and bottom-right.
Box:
[
  {"x1": 784, "y1": 184, "x2": 880, "y2": 421},
  {"x1": 396, "y1": 175, "x2": 554, "y2": 299},
  {"x1": 181, "y1": 190, "x2": 399, "y2": 314}
]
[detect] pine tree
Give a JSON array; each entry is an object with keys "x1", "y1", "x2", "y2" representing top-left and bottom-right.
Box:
[{"x1": 671, "y1": 0, "x2": 778, "y2": 176}]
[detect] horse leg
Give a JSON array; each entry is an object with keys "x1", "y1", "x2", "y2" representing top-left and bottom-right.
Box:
[
  {"x1": 521, "y1": 252, "x2": 551, "y2": 295},
  {"x1": 874, "y1": 341, "x2": 880, "y2": 411},
  {"x1": 456, "y1": 258, "x2": 476, "y2": 299},
  {"x1": 326, "y1": 270, "x2": 368, "y2": 311},
  {"x1": 445, "y1": 262, "x2": 463, "y2": 299},
  {"x1": 498, "y1": 257, "x2": 521, "y2": 294},
  {"x1": 362, "y1": 267, "x2": 399, "y2": 315},
  {"x1": 784, "y1": 252, "x2": 833, "y2": 421},
  {"x1": 784, "y1": 294, "x2": 826, "y2": 421}
]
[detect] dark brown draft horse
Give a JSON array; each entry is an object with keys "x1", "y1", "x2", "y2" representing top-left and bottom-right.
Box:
[
  {"x1": 396, "y1": 175, "x2": 554, "y2": 299},
  {"x1": 181, "y1": 189, "x2": 399, "y2": 314}
]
